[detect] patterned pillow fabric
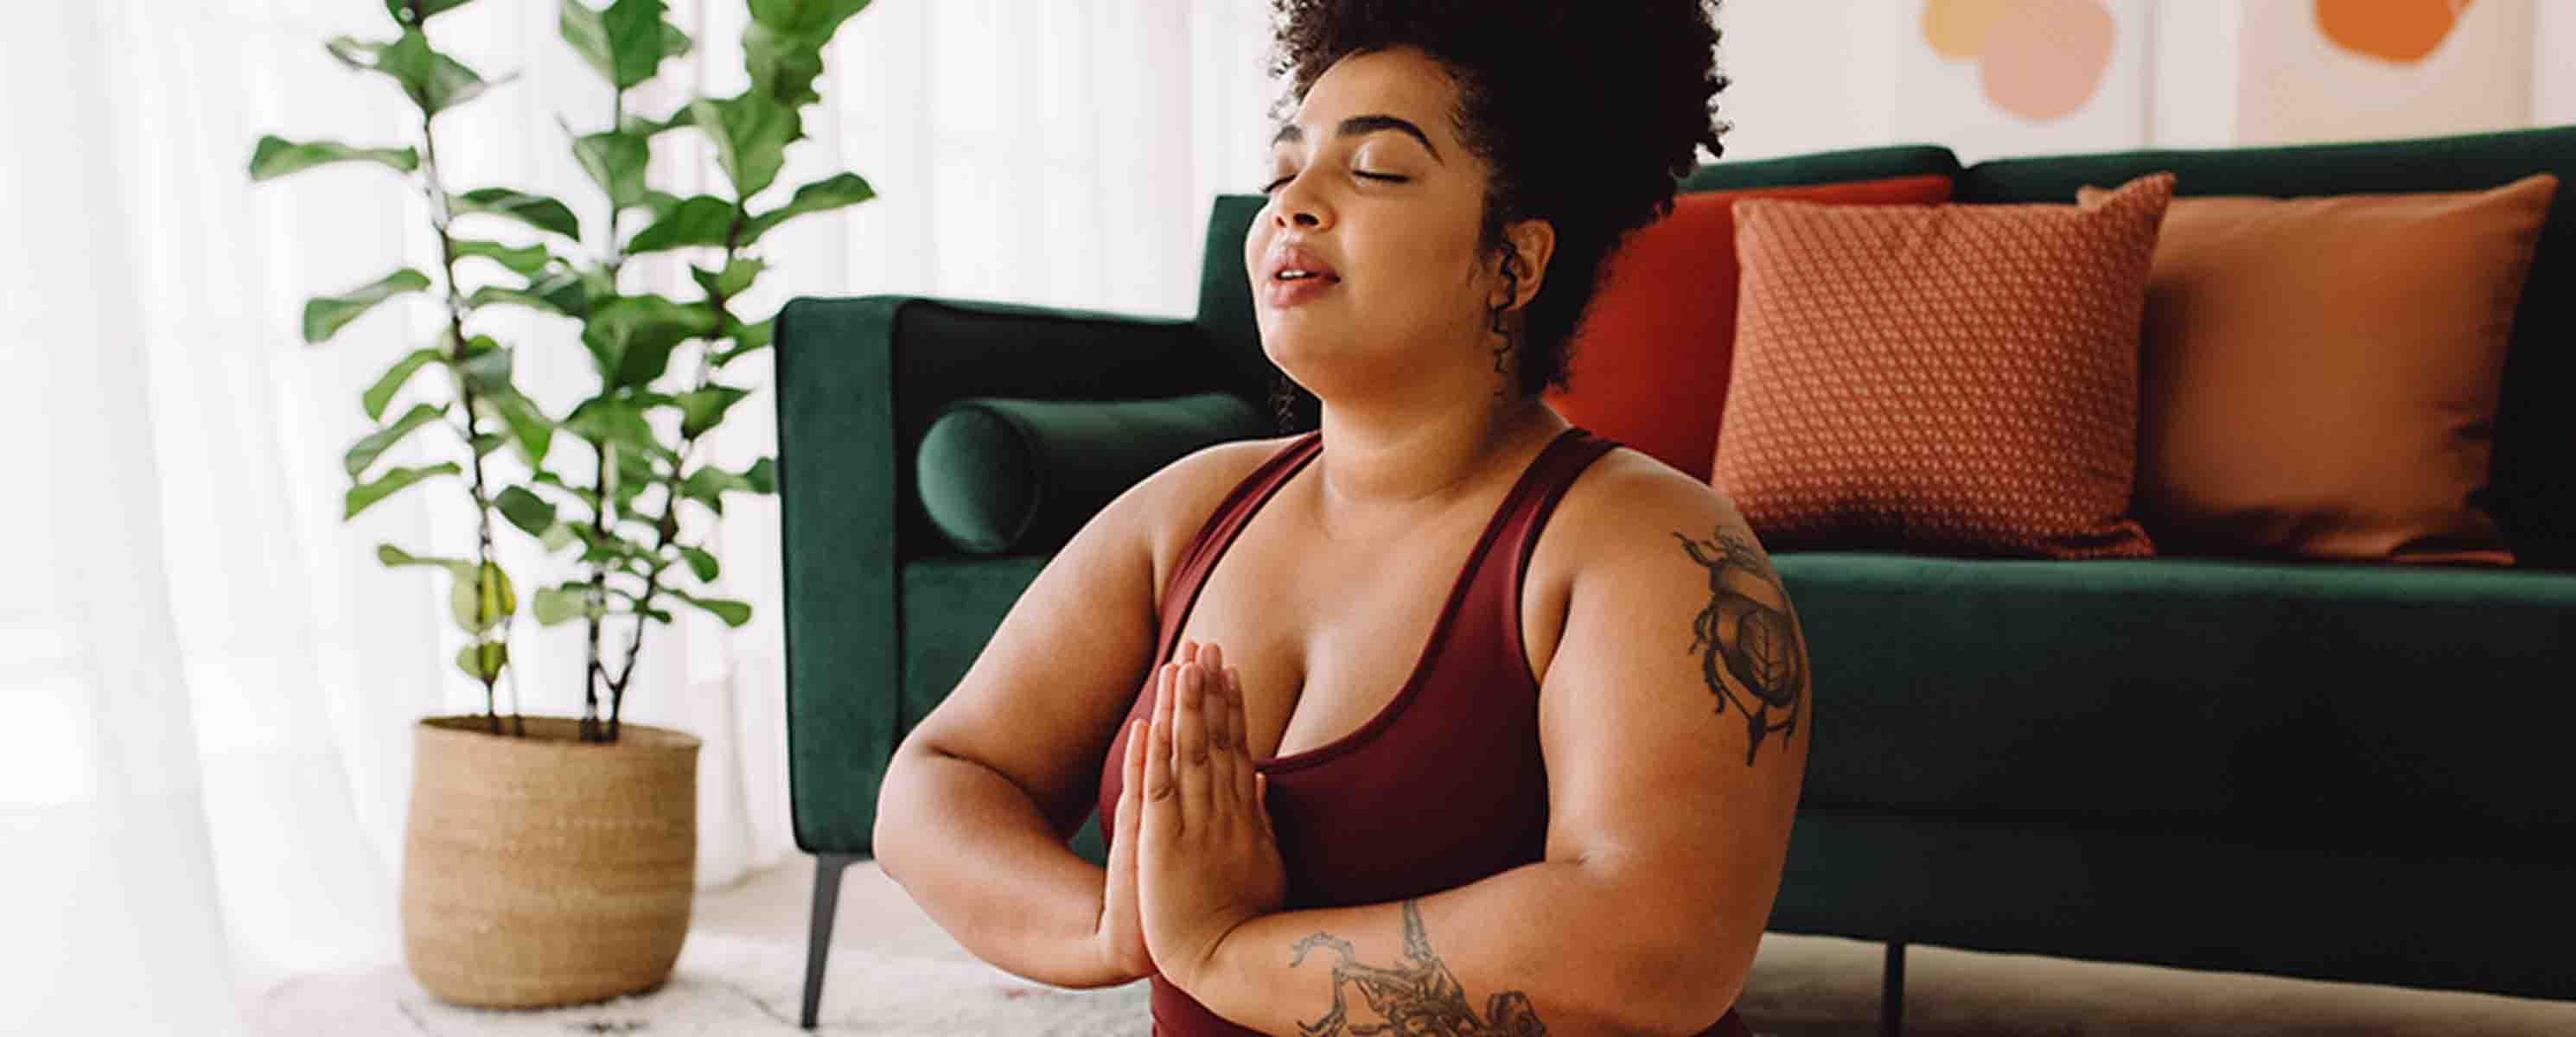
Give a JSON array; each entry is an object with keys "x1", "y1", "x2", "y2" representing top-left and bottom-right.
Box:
[
  {"x1": 1545, "y1": 175, "x2": 1956, "y2": 481},
  {"x1": 1712, "y1": 172, "x2": 2176, "y2": 558},
  {"x1": 2078, "y1": 175, "x2": 2558, "y2": 565}
]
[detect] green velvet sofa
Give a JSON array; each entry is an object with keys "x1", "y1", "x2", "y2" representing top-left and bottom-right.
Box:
[{"x1": 774, "y1": 124, "x2": 2576, "y2": 1028}]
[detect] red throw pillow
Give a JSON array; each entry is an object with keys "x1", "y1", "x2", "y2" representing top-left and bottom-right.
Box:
[
  {"x1": 1713, "y1": 173, "x2": 2177, "y2": 559},
  {"x1": 1545, "y1": 175, "x2": 1955, "y2": 481}
]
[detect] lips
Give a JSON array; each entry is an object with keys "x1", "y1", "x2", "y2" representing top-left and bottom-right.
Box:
[{"x1": 1259, "y1": 243, "x2": 1341, "y2": 308}]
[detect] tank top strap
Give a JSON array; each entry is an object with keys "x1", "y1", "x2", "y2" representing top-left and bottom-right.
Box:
[
  {"x1": 1155, "y1": 430, "x2": 1324, "y2": 663},
  {"x1": 1492, "y1": 428, "x2": 1620, "y2": 671}
]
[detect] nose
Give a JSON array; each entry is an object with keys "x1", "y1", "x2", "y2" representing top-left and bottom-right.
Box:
[{"x1": 1269, "y1": 175, "x2": 1329, "y2": 232}]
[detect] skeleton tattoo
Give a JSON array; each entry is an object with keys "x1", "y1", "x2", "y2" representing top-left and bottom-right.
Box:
[
  {"x1": 1674, "y1": 525, "x2": 1808, "y2": 766},
  {"x1": 1288, "y1": 900, "x2": 1546, "y2": 1036}
]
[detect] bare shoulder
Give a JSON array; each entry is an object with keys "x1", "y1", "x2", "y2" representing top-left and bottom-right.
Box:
[
  {"x1": 1546, "y1": 446, "x2": 1763, "y2": 570},
  {"x1": 1125, "y1": 433, "x2": 1309, "y2": 595}
]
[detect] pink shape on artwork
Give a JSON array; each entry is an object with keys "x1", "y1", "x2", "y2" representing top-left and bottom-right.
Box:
[{"x1": 1980, "y1": 0, "x2": 2115, "y2": 121}]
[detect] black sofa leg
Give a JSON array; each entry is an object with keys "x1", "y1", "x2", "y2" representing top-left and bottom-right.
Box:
[
  {"x1": 800, "y1": 854, "x2": 858, "y2": 1030},
  {"x1": 1881, "y1": 939, "x2": 1907, "y2": 1037}
]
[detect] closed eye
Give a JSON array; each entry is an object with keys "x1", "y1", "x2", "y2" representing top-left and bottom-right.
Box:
[{"x1": 1260, "y1": 170, "x2": 1412, "y2": 194}]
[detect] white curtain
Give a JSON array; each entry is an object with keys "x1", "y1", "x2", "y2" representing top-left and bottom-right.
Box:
[{"x1": 1, "y1": 0, "x2": 1282, "y2": 1031}]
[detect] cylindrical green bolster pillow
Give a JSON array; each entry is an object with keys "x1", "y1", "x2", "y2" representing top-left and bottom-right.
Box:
[{"x1": 917, "y1": 392, "x2": 1272, "y2": 556}]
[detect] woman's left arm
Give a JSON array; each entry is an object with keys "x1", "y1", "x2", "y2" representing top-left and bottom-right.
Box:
[{"x1": 1144, "y1": 477, "x2": 1812, "y2": 1036}]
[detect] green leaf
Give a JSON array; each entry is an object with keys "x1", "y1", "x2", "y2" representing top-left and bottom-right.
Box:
[
  {"x1": 345, "y1": 402, "x2": 448, "y2": 479},
  {"x1": 532, "y1": 470, "x2": 602, "y2": 507},
  {"x1": 678, "y1": 544, "x2": 720, "y2": 582},
  {"x1": 495, "y1": 485, "x2": 557, "y2": 538},
  {"x1": 376, "y1": 543, "x2": 473, "y2": 577},
  {"x1": 622, "y1": 106, "x2": 696, "y2": 139},
  {"x1": 669, "y1": 588, "x2": 751, "y2": 627},
  {"x1": 361, "y1": 347, "x2": 443, "y2": 421},
  {"x1": 690, "y1": 94, "x2": 798, "y2": 199},
  {"x1": 449, "y1": 561, "x2": 516, "y2": 634},
  {"x1": 466, "y1": 266, "x2": 589, "y2": 318},
  {"x1": 744, "y1": 0, "x2": 869, "y2": 106},
  {"x1": 564, "y1": 397, "x2": 664, "y2": 457},
  {"x1": 582, "y1": 296, "x2": 717, "y2": 387},
  {"x1": 248, "y1": 136, "x2": 418, "y2": 181},
  {"x1": 749, "y1": 0, "x2": 873, "y2": 39},
  {"x1": 469, "y1": 432, "x2": 510, "y2": 457},
  {"x1": 671, "y1": 385, "x2": 749, "y2": 440},
  {"x1": 451, "y1": 187, "x2": 581, "y2": 239},
  {"x1": 337, "y1": 30, "x2": 505, "y2": 117},
  {"x1": 450, "y1": 239, "x2": 552, "y2": 278},
  {"x1": 454, "y1": 640, "x2": 508, "y2": 683},
  {"x1": 455, "y1": 336, "x2": 511, "y2": 396},
  {"x1": 386, "y1": 0, "x2": 477, "y2": 28},
  {"x1": 710, "y1": 318, "x2": 774, "y2": 366},
  {"x1": 532, "y1": 582, "x2": 599, "y2": 625},
  {"x1": 539, "y1": 522, "x2": 579, "y2": 553},
  {"x1": 303, "y1": 269, "x2": 431, "y2": 344},
  {"x1": 688, "y1": 258, "x2": 766, "y2": 301},
  {"x1": 571, "y1": 128, "x2": 652, "y2": 211},
  {"x1": 744, "y1": 172, "x2": 874, "y2": 240},
  {"x1": 562, "y1": 0, "x2": 689, "y2": 90},
  {"x1": 678, "y1": 456, "x2": 775, "y2": 514},
  {"x1": 345, "y1": 461, "x2": 460, "y2": 519},
  {"x1": 626, "y1": 194, "x2": 736, "y2": 253},
  {"x1": 488, "y1": 389, "x2": 556, "y2": 467}
]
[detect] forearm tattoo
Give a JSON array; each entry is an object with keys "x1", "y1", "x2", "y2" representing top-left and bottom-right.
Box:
[
  {"x1": 1288, "y1": 899, "x2": 1546, "y2": 1036},
  {"x1": 1675, "y1": 526, "x2": 1808, "y2": 766}
]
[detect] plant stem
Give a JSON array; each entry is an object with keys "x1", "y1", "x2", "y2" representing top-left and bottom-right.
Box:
[
  {"x1": 414, "y1": 28, "x2": 507, "y2": 734},
  {"x1": 603, "y1": 207, "x2": 747, "y2": 741}
]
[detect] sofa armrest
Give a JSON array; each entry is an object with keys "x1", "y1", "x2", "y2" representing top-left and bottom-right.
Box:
[{"x1": 772, "y1": 295, "x2": 1239, "y2": 856}]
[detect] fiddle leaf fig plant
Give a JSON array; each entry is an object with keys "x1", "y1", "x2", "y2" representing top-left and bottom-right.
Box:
[{"x1": 252, "y1": 0, "x2": 874, "y2": 741}]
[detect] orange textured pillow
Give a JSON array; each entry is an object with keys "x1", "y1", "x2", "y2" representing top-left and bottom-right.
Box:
[
  {"x1": 1546, "y1": 175, "x2": 1954, "y2": 481},
  {"x1": 1712, "y1": 173, "x2": 2176, "y2": 558},
  {"x1": 2077, "y1": 175, "x2": 2558, "y2": 565}
]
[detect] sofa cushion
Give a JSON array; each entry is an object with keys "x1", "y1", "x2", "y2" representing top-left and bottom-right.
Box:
[
  {"x1": 1772, "y1": 550, "x2": 2576, "y2": 851},
  {"x1": 1956, "y1": 124, "x2": 2576, "y2": 569},
  {"x1": 1546, "y1": 175, "x2": 1954, "y2": 481},
  {"x1": 1712, "y1": 173, "x2": 2174, "y2": 558},
  {"x1": 2079, "y1": 174, "x2": 2557, "y2": 566},
  {"x1": 916, "y1": 392, "x2": 1267, "y2": 555}
]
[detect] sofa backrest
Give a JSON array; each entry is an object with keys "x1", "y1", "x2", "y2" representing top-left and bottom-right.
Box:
[{"x1": 1193, "y1": 126, "x2": 2576, "y2": 567}]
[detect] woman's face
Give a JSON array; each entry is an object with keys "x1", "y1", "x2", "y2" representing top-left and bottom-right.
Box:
[{"x1": 1246, "y1": 47, "x2": 1509, "y2": 404}]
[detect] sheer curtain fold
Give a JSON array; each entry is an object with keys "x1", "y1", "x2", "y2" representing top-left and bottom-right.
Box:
[{"x1": 6, "y1": 0, "x2": 1279, "y2": 1029}]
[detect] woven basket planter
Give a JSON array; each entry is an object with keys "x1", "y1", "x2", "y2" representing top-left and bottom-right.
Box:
[{"x1": 400, "y1": 716, "x2": 700, "y2": 1008}]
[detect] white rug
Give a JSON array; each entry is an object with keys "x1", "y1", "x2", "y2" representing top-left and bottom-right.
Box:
[{"x1": 255, "y1": 933, "x2": 1153, "y2": 1035}]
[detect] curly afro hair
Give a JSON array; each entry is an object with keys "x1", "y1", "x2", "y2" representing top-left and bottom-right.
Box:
[{"x1": 1265, "y1": 0, "x2": 1729, "y2": 429}]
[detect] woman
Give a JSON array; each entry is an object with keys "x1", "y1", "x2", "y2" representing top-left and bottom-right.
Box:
[{"x1": 875, "y1": 2, "x2": 1807, "y2": 1034}]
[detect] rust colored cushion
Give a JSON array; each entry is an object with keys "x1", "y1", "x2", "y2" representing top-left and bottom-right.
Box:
[
  {"x1": 2077, "y1": 175, "x2": 2558, "y2": 566},
  {"x1": 1712, "y1": 173, "x2": 2176, "y2": 558},
  {"x1": 1546, "y1": 175, "x2": 1955, "y2": 481}
]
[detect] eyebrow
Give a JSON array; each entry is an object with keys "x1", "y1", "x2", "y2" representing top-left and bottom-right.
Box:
[{"x1": 1271, "y1": 113, "x2": 1444, "y2": 163}]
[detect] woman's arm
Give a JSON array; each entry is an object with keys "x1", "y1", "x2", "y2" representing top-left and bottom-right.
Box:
[
  {"x1": 876, "y1": 449, "x2": 1250, "y2": 989},
  {"x1": 1148, "y1": 471, "x2": 1810, "y2": 1034}
]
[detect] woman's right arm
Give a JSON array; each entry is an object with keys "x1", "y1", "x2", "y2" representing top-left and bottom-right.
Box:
[{"x1": 873, "y1": 447, "x2": 1246, "y2": 989}]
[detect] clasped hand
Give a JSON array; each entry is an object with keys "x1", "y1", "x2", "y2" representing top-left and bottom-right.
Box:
[{"x1": 1098, "y1": 640, "x2": 1287, "y2": 993}]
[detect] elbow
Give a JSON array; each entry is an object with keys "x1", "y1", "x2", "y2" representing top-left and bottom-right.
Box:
[
  {"x1": 1591, "y1": 906, "x2": 1757, "y2": 1035},
  {"x1": 871, "y1": 742, "x2": 928, "y2": 890}
]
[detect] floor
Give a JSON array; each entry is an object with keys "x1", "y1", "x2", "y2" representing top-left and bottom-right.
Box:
[{"x1": 696, "y1": 859, "x2": 2576, "y2": 1036}]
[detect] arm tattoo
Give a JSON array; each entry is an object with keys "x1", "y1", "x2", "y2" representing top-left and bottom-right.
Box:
[
  {"x1": 1675, "y1": 526, "x2": 1808, "y2": 766},
  {"x1": 1287, "y1": 899, "x2": 1546, "y2": 1036}
]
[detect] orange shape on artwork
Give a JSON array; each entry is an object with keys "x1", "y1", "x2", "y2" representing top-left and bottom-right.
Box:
[
  {"x1": 1981, "y1": 0, "x2": 2115, "y2": 122},
  {"x1": 1922, "y1": 0, "x2": 2018, "y2": 59},
  {"x1": 2315, "y1": 0, "x2": 2471, "y2": 64}
]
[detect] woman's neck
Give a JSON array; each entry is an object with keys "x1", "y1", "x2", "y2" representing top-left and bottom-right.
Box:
[{"x1": 1307, "y1": 394, "x2": 1568, "y2": 527}]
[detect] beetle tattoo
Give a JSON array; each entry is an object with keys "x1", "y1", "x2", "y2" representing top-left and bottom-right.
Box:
[{"x1": 1675, "y1": 526, "x2": 1807, "y2": 765}]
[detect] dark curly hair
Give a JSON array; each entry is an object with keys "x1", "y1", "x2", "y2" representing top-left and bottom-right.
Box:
[{"x1": 1265, "y1": 0, "x2": 1730, "y2": 432}]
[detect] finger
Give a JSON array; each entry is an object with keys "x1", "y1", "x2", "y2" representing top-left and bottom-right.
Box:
[
  {"x1": 1174, "y1": 664, "x2": 1211, "y2": 830},
  {"x1": 1229, "y1": 666, "x2": 1258, "y2": 805},
  {"x1": 1199, "y1": 665, "x2": 1240, "y2": 827},
  {"x1": 1145, "y1": 666, "x2": 1176, "y2": 807},
  {"x1": 1255, "y1": 772, "x2": 1276, "y2": 841},
  {"x1": 1118, "y1": 717, "x2": 1146, "y2": 839}
]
